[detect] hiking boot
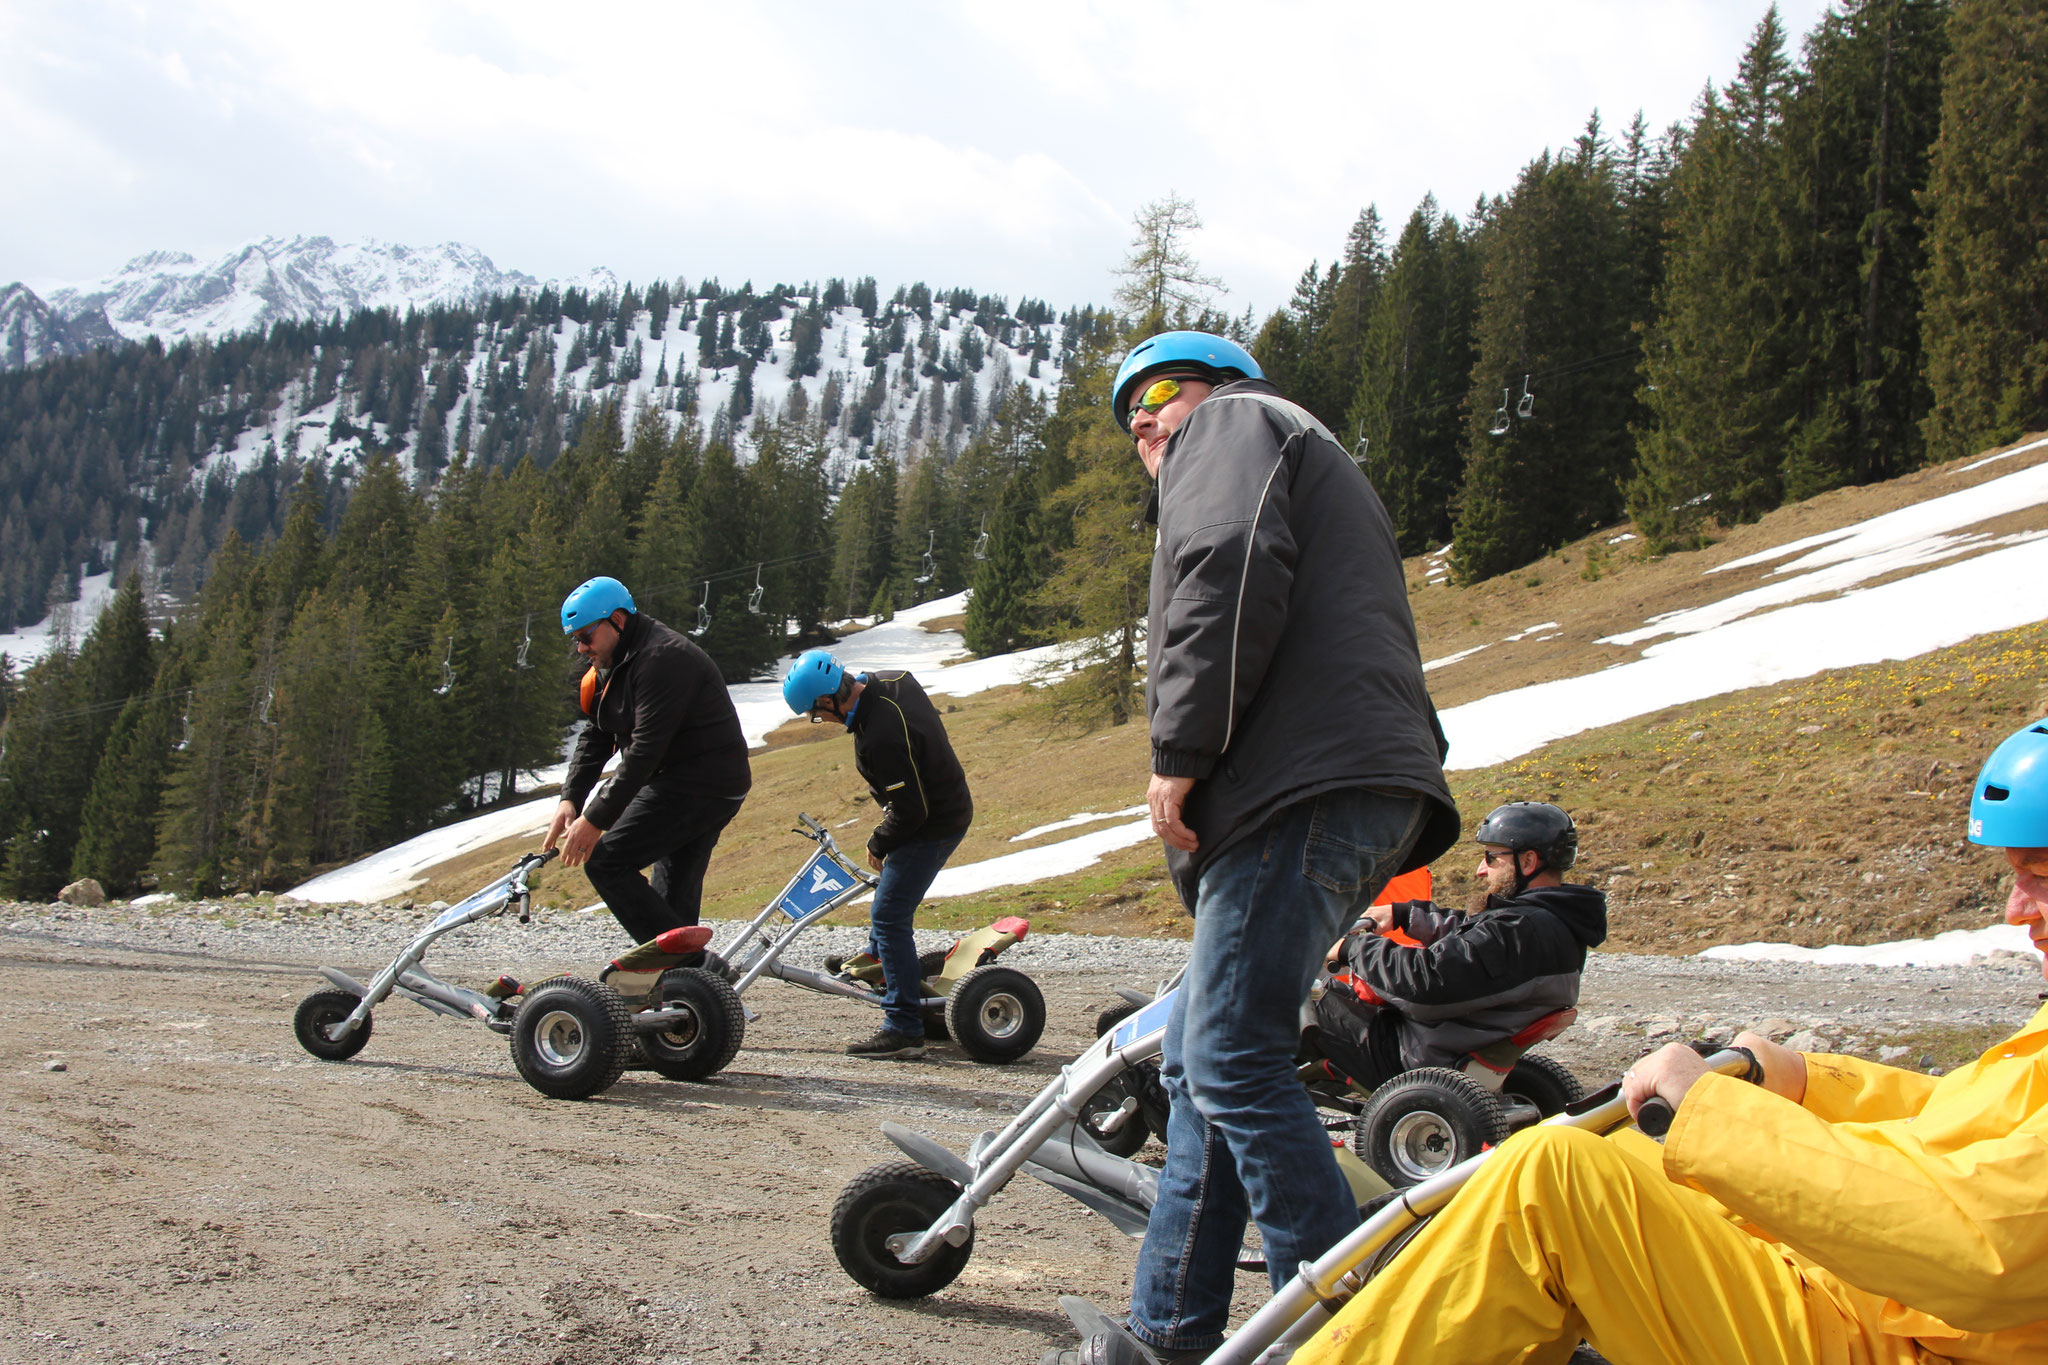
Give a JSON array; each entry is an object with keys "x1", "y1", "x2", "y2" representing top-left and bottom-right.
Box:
[
  {"x1": 1039, "y1": 1297, "x2": 1208, "y2": 1365},
  {"x1": 846, "y1": 1027, "x2": 925, "y2": 1059}
]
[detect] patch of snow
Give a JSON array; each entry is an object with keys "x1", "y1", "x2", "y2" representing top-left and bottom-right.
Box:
[
  {"x1": 1504, "y1": 621, "x2": 1559, "y2": 642},
  {"x1": 1010, "y1": 806, "x2": 1147, "y2": 843},
  {"x1": 1607, "y1": 532, "x2": 1637, "y2": 545},
  {"x1": 1423, "y1": 644, "x2": 1489, "y2": 673},
  {"x1": 1707, "y1": 458, "x2": 2048, "y2": 577},
  {"x1": 1702, "y1": 922, "x2": 2033, "y2": 968},
  {"x1": 1956, "y1": 434, "x2": 2048, "y2": 474},
  {"x1": 922, "y1": 817, "x2": 1156, "y2": 899},
  {"x1": 0, "y1": 569, "x2": 120, "y2": 668},
  {"x1": 288, "y1": 794, "x2": 558, "y2": 903},
  {"x1": 1443, "y1": 533, "x2": 2048, "y2": 770},
  {"x1": 128, "y1": 892, "x2": 177, "y2": 907}
]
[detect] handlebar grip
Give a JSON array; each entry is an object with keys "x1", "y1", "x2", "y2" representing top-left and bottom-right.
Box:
[{"x1": 1636, "y1": 1097, "x2": 1676, "y2": 1137}]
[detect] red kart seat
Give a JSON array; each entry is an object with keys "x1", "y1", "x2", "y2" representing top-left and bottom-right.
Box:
[
  {"x1": 1509, "y1": 1008, "x2": 1577, "y2": 1050},
  {"x1": 653, "y1": 925, "x2": 715, "y2": 955}
]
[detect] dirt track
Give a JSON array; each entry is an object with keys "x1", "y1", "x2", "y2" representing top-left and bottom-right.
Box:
[{"x1": 3, "y1": 918, "x2": 2041, "y2": 1365}]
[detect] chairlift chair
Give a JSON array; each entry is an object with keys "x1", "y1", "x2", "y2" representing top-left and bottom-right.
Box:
[
  {"x1": 1517, "y1": 374, "x2": 1535, "y2": 420},
  {"x1": 1488, "y1": 389, "x2": 1511, "y2": 437},
  {"x1": 914, "y1": 530, "x2": 936, "y2": 586},
  {"x1": 972, "y1": 515, "x2": 989, "y2": 562},
  {"x1": 691, "y1": 581, "x2": 713, "y2": 637},
  {"x1": 515, "y1": 614, "x2": 532, "y2": 671},
  {"x1": 434, "y1": 636, "x2": 456, "y2": 697},
  {"x1": 1353, "y1": 422, "x2": 1371, "y2": 466},
  {"x1": 747, "y1": 564, "x2": 765, "y2": 615}
]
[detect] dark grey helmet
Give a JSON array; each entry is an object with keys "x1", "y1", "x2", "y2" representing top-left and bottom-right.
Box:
[{"x1": 1474, "y1": 802, "x2": 1577, "y2": 872}]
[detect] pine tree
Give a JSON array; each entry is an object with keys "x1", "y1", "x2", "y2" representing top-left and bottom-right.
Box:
[
  {"x1": 1453, "y1": 120, "x2": 1641, "y2": 582},
  {"x1": 1919, "y1": 0, "x2": 2048, "y2": 459},
  {"x1": 1629, "y1": 10, "x2": 1802, "y2": 546},
  {"x1": 1351, "y1": 197, "x2": 1480, "y2": 552},
  {"x1": 1779, "y1": 0, "x2": 1951, "y2": 497}
]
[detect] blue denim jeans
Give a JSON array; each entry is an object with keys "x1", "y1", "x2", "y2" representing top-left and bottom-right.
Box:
[
  {"x1": 1128, "y1": 787, "x2": 1426, "y2": 1354},
  {"x1": 866, "y1": 830, "x2": 966, "y2": 1036}
]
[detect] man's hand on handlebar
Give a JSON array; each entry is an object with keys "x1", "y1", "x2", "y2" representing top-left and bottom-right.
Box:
[{"x1": 1624, "y1": 1030, "x2": 1805, "y2": 1125}]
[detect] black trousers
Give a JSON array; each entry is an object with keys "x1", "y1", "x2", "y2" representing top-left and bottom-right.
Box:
[{"x1": 583, "y1": 775, "x2": 744, "y2": 945}]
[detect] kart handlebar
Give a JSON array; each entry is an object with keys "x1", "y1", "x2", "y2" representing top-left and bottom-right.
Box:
[
  {"x1": 1635, "y1": 1045, "x2": 1762, "y2": 1138},
  {"x1": 794, "y1": 812, "x2": 827, "y2": 838}
]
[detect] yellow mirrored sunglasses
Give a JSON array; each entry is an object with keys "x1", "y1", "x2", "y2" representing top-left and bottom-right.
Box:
[{"x1": 1130, "y1": 377, "x2": 1182, "y2": 419}]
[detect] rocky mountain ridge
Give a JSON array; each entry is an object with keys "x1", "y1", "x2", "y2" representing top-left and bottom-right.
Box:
[{"x1": 4, "y1": 235, "x2": 618, "y2": 369}]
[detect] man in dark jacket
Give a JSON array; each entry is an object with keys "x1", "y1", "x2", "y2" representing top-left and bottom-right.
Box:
[
  {"x1": 1047, "y1": 334, "x2": 1459, "y2": 1365},
  {"x1": 545, "y1": 576, "x2": 751, "y2": 952},
  {"x1": 782, "y1": 649, "x2": 973, "y2": 1059},
  {"x1": 1317, "y1": 802, "x2": 1607, "y2": 1093}
]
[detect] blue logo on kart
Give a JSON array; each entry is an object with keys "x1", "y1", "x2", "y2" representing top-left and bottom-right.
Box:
[
  {"x1": 1112, "y1": 990, "x2": 1176, "y2": 1051},
  {"x1": 779, "y1": 849, "x2": 854, "y2": 922}
]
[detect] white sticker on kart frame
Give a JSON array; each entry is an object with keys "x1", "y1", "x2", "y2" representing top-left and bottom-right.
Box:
[
  {"x1": 1113, "y1": 990, "x2": 1176, "y2": 1051},
  {"x1": 778, "y1": 848, "x2": 854, "y2": 921}
]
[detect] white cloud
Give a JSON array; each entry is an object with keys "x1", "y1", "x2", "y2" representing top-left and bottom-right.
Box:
[{"x1": 5, "y1": 0, "x2": 1836, "y2": 312}]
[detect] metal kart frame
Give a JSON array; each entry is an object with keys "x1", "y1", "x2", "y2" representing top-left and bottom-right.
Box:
[
  {"x1": 314, "y1": 848, "x2": 559, "y2": 1045},
  {"x1": 883, "y1": 987, "x2": 1180, "y2": 1267},
  {"x1": 718, "y1": 813, "x2": 953, "y2": 1020},
  {"x1": 1203, "y1": 1048, "x2": 1762, "y2": 1364}
]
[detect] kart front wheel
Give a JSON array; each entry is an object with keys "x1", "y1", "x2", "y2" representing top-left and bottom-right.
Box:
[
  {"x1": 945, "y1": 965, "x2": 1045, "y2": 1064},
  {"x1": 639, "y1": 967, "x2": 746, "y2": 1082},
  {"x1": 293, "y1": 988, "x2": 371, "y2": 1062},
  {"x1": 1352, "y1": 1068, "x2": 1511, "y2": 1187},
  {"x1": 831, "y1": 1159, "x2": 974, "y2": 1298},
  {"x1": 511, "y1": 977, "x2": 631, "y2": 1100},
  {"x1": 1094, "y1": 1001, "x2": 1140, "y2": 1039}
]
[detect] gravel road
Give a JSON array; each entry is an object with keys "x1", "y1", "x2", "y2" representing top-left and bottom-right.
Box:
[{"x1": 2, "y1": 898, "x2": 2040, "y2": 1365}]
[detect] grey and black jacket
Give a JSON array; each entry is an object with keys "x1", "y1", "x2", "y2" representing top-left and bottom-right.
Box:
[
  {"x1": 849, "y1": 670, "x2": 973, "y2": 859},
  {"x1": 563, "y1": 613, "x2": 751, "y2": 829},
  {"x1": 1145, "y1": 377, "x2": 1457, "y2": 909},
  {"x1": 1337, "y1": 883, "x2": 1609, "y2": 1071}
]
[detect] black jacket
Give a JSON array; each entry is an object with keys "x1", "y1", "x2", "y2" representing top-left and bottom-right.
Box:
[
  {"x1": 849, "y1": 670, "x2": 973, "y2": 858},
  {"x1": 563, "y1": 613, "x2": 751, "y2": 829},
  {"x1": 1146, "y1": 378, "x2": 1457, "y2": 909},
  {"x1": 1339, "y1": 883, "x2": 1609, "y2": 1070}
]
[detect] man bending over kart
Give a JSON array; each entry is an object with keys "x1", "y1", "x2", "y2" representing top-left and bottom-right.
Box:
[
  {"x1": 1314, "y1": 802, "x2": 1607, "y2": 1094},
  {"x1": 544, "y1": 576, "x2": 752, "y2": 959},
  {"x1": 1294, "y1": 716, "x2": 2048, "y2": 1365},
  {"x1": 782, "y1": 648, "x2": 973, "y2": 1060}
]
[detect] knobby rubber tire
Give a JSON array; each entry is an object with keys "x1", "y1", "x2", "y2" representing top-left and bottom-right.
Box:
[
  {"x1": 510, "y1": 976, "x2": 632, "y2": 1100},
  {"x1": 1094, "y1": 1001, "x2": 1140, "y2": 1039},
  {"x1": 639, "y1": 967, "x2": 746, "y2": 1082},
  {"x1": 1352, "y1": 1067, "x2": 1511, "y2": 1187},
  {"x1": 1503, "y1": 1051, "x2": 1585, "y2": 1120},
  {"x1": 944, "y1": 965, "x2": 1045, "y2": 1064},
  {"x1": 294, "y1": 988, "x2": 372, "y2": 1062},
  {"x1": 830, "y1": 1159, "x2": 974, "y2": 1298}
]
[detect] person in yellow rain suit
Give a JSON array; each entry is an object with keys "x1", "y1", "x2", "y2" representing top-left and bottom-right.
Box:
[{"x1": 1296, "y1": 715, "x2": 2048, "y2": 1365}]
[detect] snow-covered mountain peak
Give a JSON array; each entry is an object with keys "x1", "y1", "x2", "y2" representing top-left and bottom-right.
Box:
[{"x1": 40, "y1": 235, "x2": 553, "y2": 347}]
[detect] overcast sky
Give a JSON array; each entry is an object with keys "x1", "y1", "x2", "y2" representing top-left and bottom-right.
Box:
[{"x1": 4, "y1": 0, "x2": 1833, "y2": 317}]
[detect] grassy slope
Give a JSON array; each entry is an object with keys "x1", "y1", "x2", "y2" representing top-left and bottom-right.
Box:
[{"x1": 407, "y1": 436, "x2": 2048, "y2": 956}]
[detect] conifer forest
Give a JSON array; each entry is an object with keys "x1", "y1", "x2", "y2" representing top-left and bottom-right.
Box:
[{"x1": 0, "y1": 0, "x2": 2041, "y2": 899}]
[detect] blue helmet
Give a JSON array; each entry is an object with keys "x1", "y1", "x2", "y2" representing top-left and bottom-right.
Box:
[
  {"x1": 561, "y1": 576, "x2": 635, "y2": 634},
  {"x1": 782, "y1": 648, "x2": 846, "y2": 713},
  {"x1": 1969, "y1": 717, "x2": 2048, "y2": 847},
  {"x1": 1112, "y1": 330, "x2": 1263, "y2": 432}
]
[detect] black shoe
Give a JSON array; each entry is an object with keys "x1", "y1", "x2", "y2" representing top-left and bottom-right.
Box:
[
  {"x1": 1039, "y1": 1296, "x2": 1208, "y2": 1365},
  {"x1": 846, "y1": 1027, "x2": 925, "y2": 1059}
]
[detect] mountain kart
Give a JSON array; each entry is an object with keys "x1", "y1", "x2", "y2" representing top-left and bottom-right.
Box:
[
  {"x1": 692, "y1": 813, "x2": 1045, "y2": 1066},
  {"x1": 830, "y1": 983, "x2": 1395, "y2": 1299},
  {"x1": 292, "y1": 813, "x2": 1044, "y2": 1102}
]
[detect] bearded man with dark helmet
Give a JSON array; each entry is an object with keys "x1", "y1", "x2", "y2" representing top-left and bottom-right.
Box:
[{"x1": 1317, "y1": 802, "x2": 1608, "y2": 1095}]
